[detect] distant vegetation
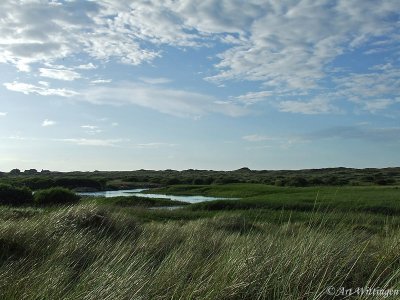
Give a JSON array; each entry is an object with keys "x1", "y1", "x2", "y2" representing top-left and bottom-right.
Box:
[{"x1": 1, "y1": 167, "x2": 399, "y2": 191}]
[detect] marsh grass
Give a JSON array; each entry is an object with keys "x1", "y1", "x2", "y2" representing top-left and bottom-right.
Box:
[
  {"x1": 155, "y1": 184, "x2": 400, "y2": 215},
  {"x1": 0, "y1": 202, "x2": 399, "y2": 299},
  {"x1": 83, "y1": 195, "x2": 189, "y2": 208}
]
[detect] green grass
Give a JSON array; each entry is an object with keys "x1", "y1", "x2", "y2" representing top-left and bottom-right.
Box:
[
  {"x1": 151, "y1": 184, "x2": 400, "y2": 215},
  {"x1": 0, "y1": 183, "x2": 400, "y2": 299},
  {"x1": 0, "y1": 203, "x2": 399, "y2": 299},
  {"x1": 82, "y1": 195, "x2": 190, "y2": 208}
]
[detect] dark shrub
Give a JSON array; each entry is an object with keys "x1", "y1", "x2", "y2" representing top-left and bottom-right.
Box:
[
  {"x1": 286, "y1": 176, "x2": 308, "y2": 187},
  {"x1": 34, "y1": 187, "x2": 80, "y2": 205},
  {"x1": 166, "y1": 177, "x2": 181, "y2": 185},
  {"x1": 54, "y1": 177, "x2": 105, "y2": 190},
  {"x1": 192, "y1": 177, "x2": 205, "y2": 185},
  {"x1": 0, "y1": 184, "x2": 33, "y2": 206},
  {"x1": 214, "y1": 176, "x2": 240, "y2": 184},
  {"x1": 9, "y1": 168, "x2": 21, "y2": 175},
  {"x1": 310, "y1": 177, "x2": 324, "y2": 185},
  {"x1": 274, "y1": 179, "x2": 286, "y2": 186}
]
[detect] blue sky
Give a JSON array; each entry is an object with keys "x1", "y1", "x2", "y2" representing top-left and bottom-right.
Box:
[{"x1": 0, "y1": 0, "x2": 399, "y2": 171}]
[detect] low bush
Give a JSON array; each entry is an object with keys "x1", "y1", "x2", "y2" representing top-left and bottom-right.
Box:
[
  {"x1": 0, "y1": 184, "x2": 33, "y2": 206},
  {"x1": 34, "y1": 187, "x2": 80, "y2": 206}
]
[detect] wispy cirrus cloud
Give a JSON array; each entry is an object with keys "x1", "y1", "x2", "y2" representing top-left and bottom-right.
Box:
[
  {"x1": 81, "y1": 125, "x2": 103, "y2": 135},
  {"x1": 0, "y1": 0, "x2": 399, "y2": 119},
  {"x1": 206, "y1": 1, "x2": 400, "y2": 90},
  {"x1": 242, "y1": 134, "x2": 275, "y2": 142},
  {"x1": 3, "y1": 81, "x2": 79, "y2": 97},
  {"x1": 135, "y1": 142, "x2": 177, "y2": 149},
  {"x1": 139, "y1": 77, "x2": 172, "y2": 84},
  {"x1": 363, "y1": 99, "x2": 397, "y2": 113},
  {"x1": 307, "y1": 125, "x2": 400, "y2": 143},
  {"x1": 1, "y1": 0, "x2": 398, "y2": 85},
  {"x1": 236, "y1": 91, "x2": 273, "y2": 105},
  {"x1": 278, "y1": 98, "x2": 340, "y2": 115},
  {"x1": 333, "y1": 65, "x2": 400, "y2": 113},
  {"x1": 39, "y1": 68, "x2": 81, "y2": 81},
  {"x1": 90, "y1": 79, "x2": 112, "y2": 84},
  {"x1": 55, "y1": 138, "x2": 127, "y2": 147},
  {"x1": 76, "y1": 63, "x2": 97, "y2": 70},
  {"x1": 81, "y1": 82, "x2": 248, "y2": 118}
]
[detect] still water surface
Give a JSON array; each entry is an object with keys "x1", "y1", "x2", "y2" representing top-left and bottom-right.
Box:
[{"x1": 78, "y1": 189, "x2": 232, "y2": 203}]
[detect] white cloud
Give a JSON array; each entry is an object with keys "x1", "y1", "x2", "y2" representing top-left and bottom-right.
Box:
[
  {"x1": 0, "y1": 1, "x2": 160, "y2": 71},
  {"x1": 206, "y1": 0, "x2": 400, "y2": 90},
  {"x1": 333, "y1": 65, "x2": 400, "y2": 113},
  {"x1": 42, "y1": 119, "x2": 56, "y2": 127},
  {"x1": 81, "y1": 82, "x2": 248, "y2": 118},
  {"x1": 81, "y1": 125, "x2": 98, "y2": 130},
  {"x1": 4, "y1": 81, "x2": 79, "y2": 97},
  {"x1": 363, "y1": 99, "x2": 395, "y2": 113},
  {"x1": 38, "y1": 81, "x2": 50, "y2": 87},
  {"x1": 91, "y1": 79, "x2": 112, "y2": 84},
  {"x1": 0, "y1": 112, "x2": 7, "y2": 117},
  {"x1": 0, "y1": 0, "x2": 398, "y2": 83},
  {"x1": 135, "y1": 142, "x2": 176, "y2": 149},
  {"x1": 39, "y1": 68, "x2": 81, "y2": 81},
  {"x1": 56, "y1": 138, "x2": 126, "y2": 147},
  {"x1": 139, "y1": 77, "x2": 172, "y2": 84},
  {"x1": 0, "y1": 0, "x2": 399, "y2": 118},
  {"x1": 236, "y1": 91, "x2": 273, "y2": 105},
  {"x1": 307, "y1": 125, "x2": 400, "y2": 143},
  {"x1": 278, "y1": 98, "x2": 339, "y2": 115},
  {"x1": 242, "y1": 134, "x2": 274, "y2": 142},
  {"x1": 111, "y1": 122, "x2": 119, "y2": 127},
  {"x1": 81, "y1": 125, "x2": 102, "y2": 134},
  {"x1": 76, "y1": 63, "x2": 97, "y2": 70}
]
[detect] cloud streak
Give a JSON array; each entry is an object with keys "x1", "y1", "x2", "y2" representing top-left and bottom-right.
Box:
[
  {"x1": 3, "y1": 81, "x2": 79, "y2": 97},
  {"x1": 81, "y1": 82, "x2": 248, "y2": 118},
  {"x1": 307, "y1": 126, "x2": 400, "y2": 143},
  {"x1": 55, "y1": 138, "x2": 127, "y2": 147},
  {"x1": 242, "y1": 134, "x2": 275, "y2": 142},
  {"x1": 278, "y1": 98, "x2": 340, "y2": 115},
  {"x1": 39, "y1": 68, "x2": 81, "y2": 81}
]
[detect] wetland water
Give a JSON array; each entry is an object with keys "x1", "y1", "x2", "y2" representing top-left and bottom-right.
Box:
[{"x1": 78, "y1": 189, "x2": 233, "y2": 203}]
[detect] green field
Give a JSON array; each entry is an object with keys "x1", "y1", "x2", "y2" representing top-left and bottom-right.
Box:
[{"x1": 1, "y1": 183, "x2": 399, "y2": 299}]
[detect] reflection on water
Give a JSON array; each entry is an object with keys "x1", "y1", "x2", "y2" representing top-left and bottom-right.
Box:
[
  {"x1": 78, "y1": 189, "x2": 234, "y2": 204},
  {"x1": 78, "y1": 189, "x2": 147, "y2": 198},
  {"x1": 148, "y1": 206, "x2": 183, "y2": 210}
]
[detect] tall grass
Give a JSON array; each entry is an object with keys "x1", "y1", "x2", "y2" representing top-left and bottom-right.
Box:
[{"x1": 0, "y1": 203, "x2": 399, "y2": 299}]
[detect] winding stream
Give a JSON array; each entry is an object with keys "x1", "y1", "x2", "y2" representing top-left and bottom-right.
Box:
[{"x1": 78, "y1": 188, "x2": 233, "y2": 204}]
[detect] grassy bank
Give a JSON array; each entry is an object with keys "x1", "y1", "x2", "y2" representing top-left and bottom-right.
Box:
[
  {"x1": 149, "y1": 184, "x2": 400, "y2": 215},
  {"x1": 82, "y1": 195, "x2": 190, "y2": 208},
  {"x1": 1, "y1": 203, "x2": 400, "y2": 299},
  {"x1": 1, "y1": 183, "x2": 400, "y2": 299}
]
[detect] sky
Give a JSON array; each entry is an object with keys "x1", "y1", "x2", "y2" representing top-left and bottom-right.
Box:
[{"x1": 0, "y1": 0, "x2": 399, "y2": 171}]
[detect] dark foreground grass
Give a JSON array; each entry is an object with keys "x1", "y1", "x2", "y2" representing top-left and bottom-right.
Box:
[{"x1": 0, "y1": 202, "x2": 400, "y2": 299}]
